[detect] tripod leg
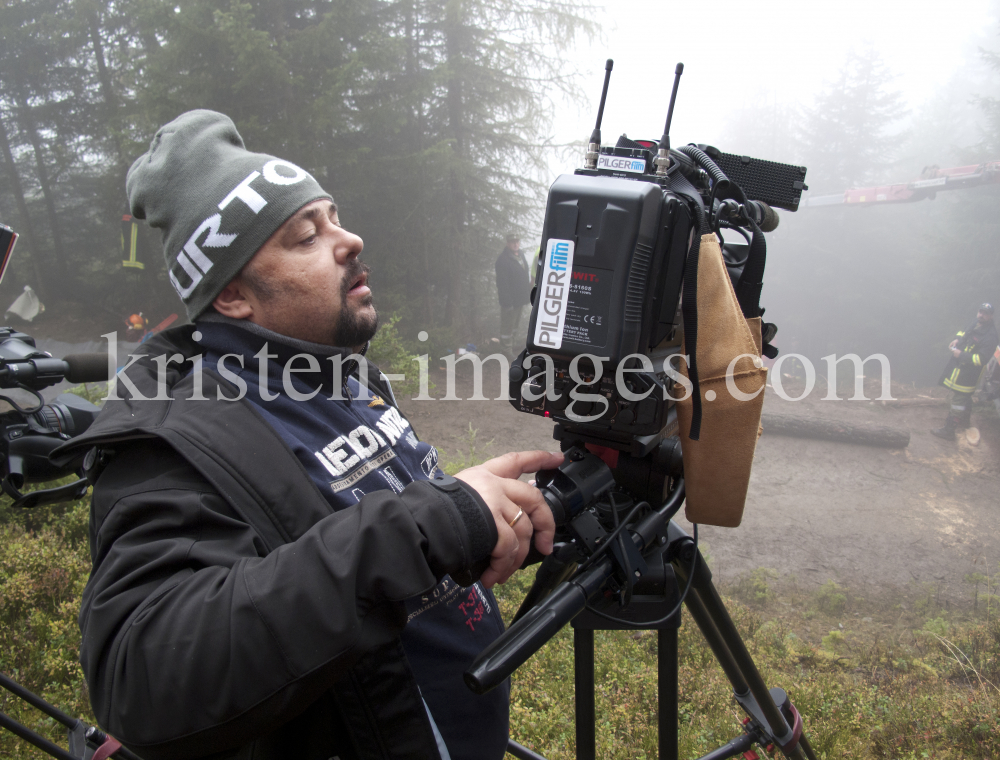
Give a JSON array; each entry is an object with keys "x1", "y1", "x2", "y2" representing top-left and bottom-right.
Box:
[
  {"x1": 574, "y1": 628, "x2": 596, "y2": 760},
  {"x1": 690, "y1": 581, "x2": 810, "y2": 760},
  {"x1": 658, "y1": 628, "x2": 678, "y2": 760},
  {"x1": 669, "y1": 528, "x2": 817, "y2": 760},
  {"x1": 678, "y1": 587, "x2": 750, "y2": 697}
]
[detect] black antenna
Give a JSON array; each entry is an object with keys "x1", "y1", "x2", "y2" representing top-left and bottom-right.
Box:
[
  {"x1": 585, "y1": 59, "x2": 613, "y2": 169},
  {"x1": 656, "y1": 63, "x2": 684, "y2": 175},
  {"x1": 660, "y1": 63, "x2": 684, "y2": 151},
  {"x1": 593, "y1": 59, "x2": 614, "y2": 136}
]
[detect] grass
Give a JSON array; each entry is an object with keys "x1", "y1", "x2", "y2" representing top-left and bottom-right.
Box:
[
  {"x1": 0, "y1": 494, "x2": 95, "y2": 759},
  {"x1": 439, "y1": 422, "x2": 496, "y2": 474},
  {"x1": 2, "y1": 489, "x2": 999, "y2": 759},
  {"x1": 495, "y1": 568, "x2": 1000, "y2": 760}
]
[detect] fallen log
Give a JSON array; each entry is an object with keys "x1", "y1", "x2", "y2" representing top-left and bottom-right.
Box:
[
  {"x1": 761, "y1": 412, "x2": 910, "y2": 448},
  {"x1": 878, "y1": 397, "x2": 948, "y2": 408}
]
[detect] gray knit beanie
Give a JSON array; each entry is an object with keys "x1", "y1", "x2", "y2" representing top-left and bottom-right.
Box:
[{"x1": 126, "y1": 110, "x2": 333, "y2": 320}]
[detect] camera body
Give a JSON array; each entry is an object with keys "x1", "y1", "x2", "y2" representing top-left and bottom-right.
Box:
[
  {"x1": 0, "y1": 328, "x2": 102, "y2": 492},
  {"x1": 510, "y1": 171, "x2": 688, "y2": 439},
  {"x1": 509, "y1": 135, "x2": 806, "y2": 446}
]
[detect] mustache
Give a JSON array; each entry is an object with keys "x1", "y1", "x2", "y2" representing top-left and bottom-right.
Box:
[{"x1": 341, "y1": 259, "x2": 372, "y2": 298}]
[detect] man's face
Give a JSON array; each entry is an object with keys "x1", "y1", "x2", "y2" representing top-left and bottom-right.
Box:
[
  {"x1": 978, "y1": 309, "x2": 993, "y2": 325},
  {"x1": 507, "y1": 238, "x2": 520, "y2": 252},
  {"x1": 235, "y1": 199, "x2": 378, "y2": 348}
]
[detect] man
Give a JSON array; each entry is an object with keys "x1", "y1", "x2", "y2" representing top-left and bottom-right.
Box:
[
  {"x1": 494, "y1": 233, "x2": 531, "y2": 357},
  {"x1": 54, "y1": 110, "x2": 560, "y2": 760},
  {"x1": 931, "y1": 303, "x2": 999, "y2": 440}
]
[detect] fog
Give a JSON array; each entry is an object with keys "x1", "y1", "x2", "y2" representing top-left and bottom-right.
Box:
[
  {"x1": 554, "y1": 0, "x2": 997, "y2": 152},
  {"x1": 538, "y1": 0, "x2": 1000, "y2": 384}
]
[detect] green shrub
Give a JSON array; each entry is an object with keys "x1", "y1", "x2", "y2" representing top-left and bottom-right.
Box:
[
  {"x1": 814, "y1": 580, "x2": 848, "y2": 616},
  {"x1": 729, "y1": 567, "x2": 778, "y2": 608},
  {"x1": 366, "y1": 314, "x2": 423, "y2": 397},
  {"x1": 914, "y1": 582, "x2": 942, "y2": 617},
  {"x1": 0, "y1": 497, "x2": 94, "y2": 759},
  {"x1": 922, "y1": 617, "x2": 950, "y2": 637}
]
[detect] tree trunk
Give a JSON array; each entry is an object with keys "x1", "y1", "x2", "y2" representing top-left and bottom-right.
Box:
[
  {"x1": 443, "y1": 0, "x2": 467, "y2": 329},
  {"x1": 877, "y1": 397, "x2": 947, "y2": 408},
  {"x1": 761, "y1": 412, "x2": 910, "y2": 448},
  {"x1": 0, "y1": 111, "x2": 49, "y2": 300},
  {"x1": 405, "y1": 0, "x2": 433, "y2": 328},
  {"x1": 13, "y1": 86, "x2": 70, "y2": 293},
  {"x1": 87, "y1": 4, "x2": 124, "y2": 164}
]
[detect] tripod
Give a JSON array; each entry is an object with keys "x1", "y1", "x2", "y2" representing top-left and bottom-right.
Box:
[
  {"x1": 0, "y1": 672, "x2": 140, "y2": 760},
  {"x1": 468, "y1": 438, "x2": 818, "y2": 760},
  {"x1": 503, "y1": 521, "x2": 816, "y2": 760}
]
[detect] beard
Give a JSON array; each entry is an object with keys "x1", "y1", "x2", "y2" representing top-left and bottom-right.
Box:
[{"x1": 332, "y1": 259, "x2": 379, "y2": 348}]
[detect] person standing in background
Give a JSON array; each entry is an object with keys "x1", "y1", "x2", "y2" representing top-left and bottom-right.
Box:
[
  {"x1": 931, "y1": 303, "x2": 998, "y2": 440},
  {"x1": 494, "y1": 233, "x2": 531, "y2": 358}
]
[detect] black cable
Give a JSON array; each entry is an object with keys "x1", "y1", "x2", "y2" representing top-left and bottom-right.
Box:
[
  {"x1": 679, "y1": 144, "x2": 737, "y2": 198},
  {"x1": 583, "y1": 524, "x2": 699, "y2": 630},
  {"x1": 610, "y1": 494, "x2": 635, "y2": 609},
  {"x1": 0, "y1": 385, "x2": 44, "y2": 414},
  {"x1": 680, "y1": 144, "x2": 768, "y2": 320},
  {"x1": 658, "y1": 479, "x2": 686, "y2": 523},
  {"x1": 574, "y1": 502, "x2": 647, "y2": 575},
  {"x1": 720, "y1": 224, "x2": 752, "y2": 246}
]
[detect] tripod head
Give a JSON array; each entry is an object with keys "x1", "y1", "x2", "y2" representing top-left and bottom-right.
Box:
[{"x1": 465, "y1": 440, "x2": 689, "y2": 694}]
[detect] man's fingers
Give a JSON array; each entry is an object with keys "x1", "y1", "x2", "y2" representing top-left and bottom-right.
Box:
[
  {"x1": 478, "y1": 450, "x2": 564, "y2": 479},
  {"x1": 498, "y1": 478, "x2": 556, "y2": 553},
  {"x1": 511, "y1": 507, "x2": 542, "y2": 555},
  {"x1": 499, "y1": 477, "x2": 549, "y2": 512},
  {"x1": 482, "y1": 521, "x2": 525, "y2": 587},
  {"x1": 492, "y1": 520, "x2": 520, "y2": 561},
  {"x1": 454, "y1": 449, "x2": 565, "y2": 584}
]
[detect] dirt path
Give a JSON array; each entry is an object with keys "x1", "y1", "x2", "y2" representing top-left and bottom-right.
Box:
[{"x1": 400, "y1": 365, "x2": 1000, "y2": 610}]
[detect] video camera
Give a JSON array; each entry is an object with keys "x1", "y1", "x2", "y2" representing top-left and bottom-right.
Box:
[
  {"x1": 470, "y1": 62, "x2": 818, "y2": 760},
  {"x1": 509, "y1": 61, "x2": 807, "y2": 453},
  {"x1": 0, "y1": 328, "x2": 108, "y2": 507}
]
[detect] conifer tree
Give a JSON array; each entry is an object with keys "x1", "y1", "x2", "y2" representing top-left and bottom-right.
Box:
[{"x1": 796, "y1": 47, "x2": 907, "y2": 193}]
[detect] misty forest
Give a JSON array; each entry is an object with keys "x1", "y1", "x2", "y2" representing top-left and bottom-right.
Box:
[{"x1": 2, "y1": 0, "x2": 1000, "y2": 759}]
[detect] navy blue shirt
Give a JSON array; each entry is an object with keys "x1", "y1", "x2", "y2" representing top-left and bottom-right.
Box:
[{"x1": 196, "y1": 316, "x2": 509, "y2": 760}]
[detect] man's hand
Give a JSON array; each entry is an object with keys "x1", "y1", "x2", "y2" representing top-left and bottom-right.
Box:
[
  {"x1": 455, "y1": 450, "x2": 564, "y2": 588},
  {"x1": 952, "y1": 347, "x2": 962, "y2": 358},
  {"x1": 949, "y1": 339, "x2": 959, "y2": 350}
]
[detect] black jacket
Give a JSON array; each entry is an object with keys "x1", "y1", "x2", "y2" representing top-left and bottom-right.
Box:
[
  {"x1": 53, "y1": 326, "x2": 498, "y2": 760},
  {"x1": 494, "y1": 248, "x2": 530, "y2": 309},
  {"x1": 939, "y1": 319, "x2": 1000, "y2": 393}
]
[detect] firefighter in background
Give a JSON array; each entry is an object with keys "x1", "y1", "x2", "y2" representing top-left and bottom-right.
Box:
[
  {"x1": 494, "y1": 233, "x2": 531, "y2": 358},
  {"x1": 932, "y1": 303, "x2": 999, "y2": 440},
  {"x1": 125, "y1": 312, "x2": 148, "y2": 336}
]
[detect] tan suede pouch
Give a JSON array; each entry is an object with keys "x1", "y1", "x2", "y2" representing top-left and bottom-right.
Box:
[{"x1": 674, "y1": 234, "x2": 767, "y2": 527}]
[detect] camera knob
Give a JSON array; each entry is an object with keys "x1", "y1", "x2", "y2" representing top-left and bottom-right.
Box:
[{"x1": 521, "y1": 374, "x2": 546, "y2": 408}]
